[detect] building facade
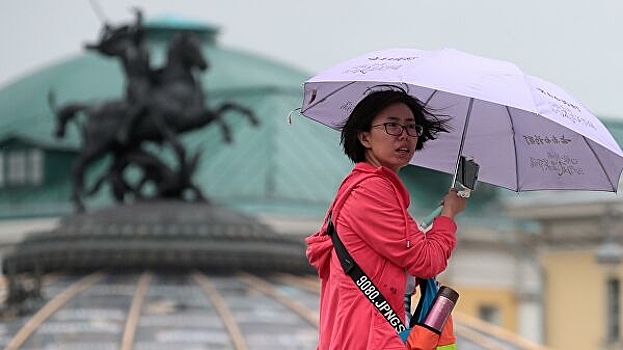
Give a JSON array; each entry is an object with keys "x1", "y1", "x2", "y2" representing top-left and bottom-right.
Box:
[{"x1": 506, "y1": 192, "x2": 623, "y2": 350}]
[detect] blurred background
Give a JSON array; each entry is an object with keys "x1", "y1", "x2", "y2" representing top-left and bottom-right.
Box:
[{"x1": 0, "y1": 1, "x2": 622, "y2": 349}]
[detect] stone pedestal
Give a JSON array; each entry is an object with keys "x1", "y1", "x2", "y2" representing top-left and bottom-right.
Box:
[{"x1": 2, "y1": 201, "x2": 312, "y2": 275}]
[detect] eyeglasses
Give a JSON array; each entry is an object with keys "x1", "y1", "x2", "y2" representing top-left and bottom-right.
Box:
[{"x1": 371, "y1": 122, "x2": 424, "y2": 137}]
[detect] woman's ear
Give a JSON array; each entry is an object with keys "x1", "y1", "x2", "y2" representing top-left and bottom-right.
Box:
[{"x1": 358, "y1": 131, "x2": 372, "y2": 148}]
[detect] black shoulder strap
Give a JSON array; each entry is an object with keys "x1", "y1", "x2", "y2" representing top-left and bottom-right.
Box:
[
  {"x1": 326, "y1": 215, "x2": 407, "y2": 333},
  {"x1": 411, "y1": 277, "x2": 428, "y2": 328}
]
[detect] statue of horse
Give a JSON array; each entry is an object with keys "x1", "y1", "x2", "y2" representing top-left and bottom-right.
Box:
[{"x1": 49, "y1": 31, "x2": 258, "y2": 212}]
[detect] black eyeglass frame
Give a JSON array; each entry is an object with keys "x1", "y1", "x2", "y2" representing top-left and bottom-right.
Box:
[{"x1": 371, "y1": 122, "x2": 424, "y2": 137}]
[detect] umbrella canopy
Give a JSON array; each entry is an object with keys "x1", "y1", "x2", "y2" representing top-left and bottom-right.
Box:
[{"x1": 301, "y1": 48, "x2": 623, "y2": 192}]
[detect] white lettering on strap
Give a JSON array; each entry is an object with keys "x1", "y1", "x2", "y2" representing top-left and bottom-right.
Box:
[{"x1": 355, "y1": 275, "x2": 405, "y2": 332}]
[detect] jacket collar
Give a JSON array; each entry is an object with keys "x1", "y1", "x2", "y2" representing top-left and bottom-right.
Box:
[{"x1": 351, "y1": 162, "x2": 410, "y2": 208}]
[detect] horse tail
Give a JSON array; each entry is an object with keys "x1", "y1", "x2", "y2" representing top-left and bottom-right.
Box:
[{"x1": 48, "y1": 90, "x2": 88, "y2": 139}]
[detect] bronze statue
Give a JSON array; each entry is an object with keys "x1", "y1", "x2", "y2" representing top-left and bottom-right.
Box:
[
  {"x1": 84, "y1": 8, "x2": 152, "y2": 145},
  {"x1": 88, "y1": 148, "x2": 206, "y2": 202},
  {"x1": 48, "y1": 11, "x2": 258, "y2": 212}
]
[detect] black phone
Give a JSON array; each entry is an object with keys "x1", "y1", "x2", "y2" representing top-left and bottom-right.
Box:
[
  {"x1": 454, "y1": 156, "x2": 479, "y2": 192},
  {"x1": 420, "y1": 156, "x2": 480, "y2": 228}
]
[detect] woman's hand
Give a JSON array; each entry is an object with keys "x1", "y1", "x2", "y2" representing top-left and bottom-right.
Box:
[{"x1": 439, "y1": 189, "x2": 468, "y2": 219}]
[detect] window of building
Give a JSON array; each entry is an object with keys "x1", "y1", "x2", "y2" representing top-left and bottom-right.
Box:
[
  {"x1": 1, "y1": 148, "x2": 45, "y2": 187},
  {"x1": 606, "y1": 278, "x2": 620, "y2": 342},
  {"x1": 8, "y1": 150, "x2": 27, "y2": 185},
  {"x1": 478, "y1": 304, "x2": 501, "y2": 326},
  {"x1": 28, "y1": 149, "x2": 43, "y2": 185}
]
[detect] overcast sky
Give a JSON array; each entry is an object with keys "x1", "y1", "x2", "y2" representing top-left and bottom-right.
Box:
[{"x1": 1, "y1": 0, "x2": 622, "y2": 118}]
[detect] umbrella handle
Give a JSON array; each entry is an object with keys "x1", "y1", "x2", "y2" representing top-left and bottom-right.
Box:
[
  {"x1": 420, "y1": 156, "x2": 478, "y2": 229},
  {"x1": 419, "y1": 186, "x2": 472, "y2": 230},
  {"x1": 420, "y1": 206, "x2": 443, "y2": 230}
]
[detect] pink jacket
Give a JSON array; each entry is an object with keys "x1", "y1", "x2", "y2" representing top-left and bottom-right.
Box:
[{"x1": 306, "y1": 163, "x2": 457, "y2": 350}]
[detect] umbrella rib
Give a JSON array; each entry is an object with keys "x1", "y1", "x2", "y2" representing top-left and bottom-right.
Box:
[
  {"x1": 505, "y1": 106, "x2": 520, "y2": 191},
  {"x1": 423, "y1": 90, "x2": 438, "y2": 106},
  {"x1": 582, "y1": 135, "x2": 617, "y2": 191},
  {"x1": 301, "y1": 81, "x2": 358, "y2": 113}
]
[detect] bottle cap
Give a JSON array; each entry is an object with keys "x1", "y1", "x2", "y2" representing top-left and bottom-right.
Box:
[{"x1": 438, "y1": 286, "x2": 459, "y2": 303}]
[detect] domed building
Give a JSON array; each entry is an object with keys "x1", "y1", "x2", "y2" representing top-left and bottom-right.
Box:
[
  {"x1": 0, "y1": 16, "x2": 350, "y2": 220},
  {"x1": 2, "y1": 13, "x2": 621, "y2": 349}
]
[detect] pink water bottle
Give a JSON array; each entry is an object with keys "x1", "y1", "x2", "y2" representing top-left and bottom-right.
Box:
[{"x1": 422, "y1": 286, "x2": 459, "y2": 332}]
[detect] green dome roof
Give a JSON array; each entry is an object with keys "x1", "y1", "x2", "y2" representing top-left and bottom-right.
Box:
[
  {"x1": 144, "y1": 15, "x2": 220, "y2": 43},
  {"x1": 145, "y1": 15, "x2": 219, "y2": 33},
  {"x1": 0, "y1": 19, "x2": 353, "y2": 218}
]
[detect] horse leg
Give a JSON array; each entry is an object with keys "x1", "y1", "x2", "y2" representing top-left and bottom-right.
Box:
[
  {"x1": 216, "y1": 102, "x2": 260, "y2": 126},
  {"x1": 71, "y1": 138, "x2": 112, "y2": 212},
  {"x1": 153, "y1": 113, "x2": 187, "y2": 169},
  {"x1": 95, "y1": 153, "x2": 130, "y2": 203},
  {"x1": 70, "y1": 155, "x2": 89, "y2": 213},
  {"x1": 216, "y1": 113, "x2": 233, "y2": 144},
  {"x1": 198, "y1": 109, "x2": 232, "y2": 143}
]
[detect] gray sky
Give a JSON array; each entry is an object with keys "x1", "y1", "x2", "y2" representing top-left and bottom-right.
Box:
[{"x1": 1, "y1": 0, "x2": 622, "y2": 118}]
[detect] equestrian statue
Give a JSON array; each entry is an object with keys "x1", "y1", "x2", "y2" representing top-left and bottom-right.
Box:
[{"x1": 48, "y1": 9, "x2": 258, "y2": 212}]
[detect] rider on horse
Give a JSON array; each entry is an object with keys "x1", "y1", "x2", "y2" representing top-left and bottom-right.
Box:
[{"x1": 85, "y1": 8, "x2": 152, "y2": 145}]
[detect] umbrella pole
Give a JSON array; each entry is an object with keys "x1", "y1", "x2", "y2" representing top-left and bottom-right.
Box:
[
  {"x1": 420, "y1": 98, "x2": 474, "y2": 229},
  {"x1": 451, "y1": 98, "x2": 475, "y2": 186}
]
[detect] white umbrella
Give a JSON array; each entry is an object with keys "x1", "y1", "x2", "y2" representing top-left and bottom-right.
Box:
[{"x1": 301, "y1": 48, "x2": 623, "y2": 192}]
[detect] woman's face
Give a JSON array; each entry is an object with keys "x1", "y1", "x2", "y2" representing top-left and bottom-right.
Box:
[{"x1": 357, "y1": 102, "x2": 418, "y2": 173}]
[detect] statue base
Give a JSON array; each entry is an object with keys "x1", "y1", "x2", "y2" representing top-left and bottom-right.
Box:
[{"x1": 2, "y1": 200, "x2": 312, "y2": 276}]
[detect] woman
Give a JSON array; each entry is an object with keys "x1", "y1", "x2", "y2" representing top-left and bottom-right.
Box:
[{"x1": 306, "y1": 88, "x2": 467, "y2": 349}]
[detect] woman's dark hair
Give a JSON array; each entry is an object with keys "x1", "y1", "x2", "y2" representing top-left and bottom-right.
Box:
[{"x1": 340, "y1": 87, "x2": 450, "y2": 163}]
